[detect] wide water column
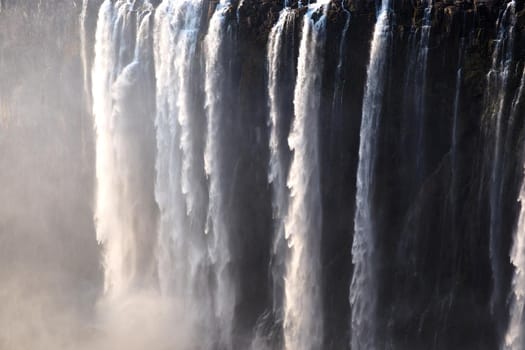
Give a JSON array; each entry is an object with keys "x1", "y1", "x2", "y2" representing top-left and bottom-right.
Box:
[{"x1": 282, "y1": 2, "x2": 328, "y2": 350}]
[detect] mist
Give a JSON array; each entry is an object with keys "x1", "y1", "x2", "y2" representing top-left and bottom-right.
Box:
[{"x1": 0, "y1": 2, "x2": 194, "y2": 349}]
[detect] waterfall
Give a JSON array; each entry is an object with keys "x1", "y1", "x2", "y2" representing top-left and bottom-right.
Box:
[
  {"x1": 502, "y1": 11, "x2": 525, "y2": 349},
  {"x1": 402, "y1": 0, "x2": 433, "y2": 181},
  {"x1": 282, "y1": 3, "x2": 328, "y2": 349},
  {"x1": 504, "y1": 66, "x2": 525, "y2": 350},
  {"x1": 350, "y1": 0, "x2": 391, "y2": 348},
  {"x1": 153, "y1": 0, "x2": 212, "y2": 343},
  {"x1": 92, "y1": 0, "x2": 157, "y2": 297},
  {"x1": 505, "y1": 68, "x2": 525, "y2": 350},
  {"x1": 6, "y1": 0, "x2": 525, "y2": 348},
  {"x1": 486, "y1": 0, "x2": 517, "y2": 316},
  {"x1": 251, "y1": 9, "x2": 296, "y2": 348},
  {"x1": 267, "y1": 6, "x2": 296, "y2": 324},
  {"x1": 204, "y1": 1, "x2": 236, "y2": 347},
  {"x1": 329, "y1": 3, "x2": 350, "y2": 147}
]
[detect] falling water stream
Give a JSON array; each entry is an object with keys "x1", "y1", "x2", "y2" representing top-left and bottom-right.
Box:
[
  {"x1": 350, "y1": 0, "x2": 391, "y2": 348},
  {"x1": 283, "y1": 2, "x2": 328, "y2": 349},
  {"x1": 402, "y1": 0, "x2": 433, "y2": 183},
  {"x1": 153, "y1": 0, "x2": 212, "y2": 343},
  {"x1": 267, "y1": 6, "x2": 296, "y2": 323},
  {"x1": 92, "y1": 0, "x2": 157, "y2": 298},
  {"x1": 504, "y1": 66, "x2": 525, "y2": 350},
  {"x1": 487, "y1": 0, "x2": 517, "y2": 317},
  {"x1": 204, "y1": 1, "x2": 237, "y2": 348}
]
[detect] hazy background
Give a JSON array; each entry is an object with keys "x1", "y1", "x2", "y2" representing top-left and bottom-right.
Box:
[
  {"x1": 0, "y1": 1, "x2": 102, "y2": 348},
  {"x1": 0, "y1": 2, "x2": 200, "y2": 349}
]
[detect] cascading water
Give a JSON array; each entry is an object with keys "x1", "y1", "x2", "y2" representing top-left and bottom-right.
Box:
[
  {"x1": 267, "y1": 5, "x2": 296, "y2": 324},
  {"x1": 6, "y1": 0, "x2": 525, "y2": 349},
  {"x1": 349, "y1": 1, "x2": 391, "y2": 348},
  {"x1": 504, "y1": 185, "x2": 525, "y2": 350},
  {"x1": 153, "y1": 0, "x2": 212, "y2": 343},
  {"x1": 251, "y1": 9, "x2": 297, "y2": 348},
  {"x1": 486, "y1": 0, "x2": 517, "y2": 317},
  {"x1": 282, "y1": 3, "x2": 328, "y2": 349},
  {"x1": 204, "y1": 1, "x2": 236, "y2": 347},
  {"x1": 503, "y1": 21, "x2": 525, "y2": 350},
  {"x1": 505, "y1": 83, "x2": 525, "y2": 348},
  {"x1": 402, "y1": 0, "x2": 433, "y2": 181},
  {"x1": 329, "y1": 3, "x2": 350, "y2": 146},
  {"x1": 92, "y1": 0, "x2": 157, "y2": 298}
]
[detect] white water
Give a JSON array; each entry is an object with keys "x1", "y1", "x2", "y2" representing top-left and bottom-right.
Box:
[
  {"x1": 350, "y1": 0, "x2": 391, "y2": 348},
  {"x1": 92, "y1": 0, "x2": 156, "y2": 297},
  {"x1": 283, "y1": 3, "x2": 328, "y2": 349},
  {"x1": 505, "y1": 122, "x2": 525, "y2": 349},
  {"x1": 251, "y1": 9, "x2": 297, "y2": 348},
  {"x1": 153, "y1": 0, "x2": 212, "y2": 344},
  {"x1": 204, "y1": 1, "x2": 236, "y2": 347},
  {"x1": 487, "y1": 0, "x2": 516, "y2": 315},
  {"x1": 505, "y1": 144, "x2": 525, "y2": 350},
  {"x1": 90, "y1": 3, "x2": 189, "y2": 347},
  {"x1": 505, "y1": 193, "x2": 525, "y2": 350},
  {"x1": 503, "y1": 38, "x2": 525, "y2": 350},
  {"x1": 267, "y1": 7, "x2": 295, "y2": 320}
]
